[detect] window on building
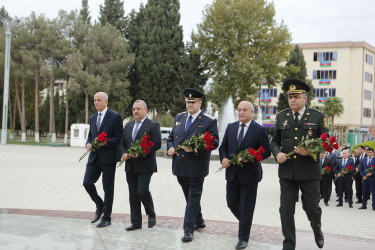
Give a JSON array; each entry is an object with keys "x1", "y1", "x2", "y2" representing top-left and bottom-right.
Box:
[
  {"x1": 313, "y1": 51, "x2": 338, "y2": 61},
  {"x1": 312, "y1": 70, "x2": 337, "y2": 79},
  {"x1": 313, "y1": 88, "x2": 336, "y2": 97},
  {"x1": 273, "y1": 106, "x2": 277, "y2": 114},
  {"x1": 261, "y1": 88, "x2": 277, "y2": 98},
  {"x1": 365, "y1": 72, "x2": 373, "y2": 83},
  {"x1": 363, "y1": 108, "x2": 372, "y2": 118},
  {"x1": 365, "y1": 54, "x2": 373, "y2": 65},
  {"x1": 364, "y1": 90, "x2": 372, "y2": 100}
]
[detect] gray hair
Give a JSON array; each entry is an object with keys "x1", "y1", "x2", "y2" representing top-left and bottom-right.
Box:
[
  {"x1": 342, "y1": 149, "x2": 349, "y2": 154},
  {"x1": 95, "y1": 92, "x2": 108, "y2": 101},
  {"x1": 133, "y1": 100, "x2": 147, "y2": 109}
]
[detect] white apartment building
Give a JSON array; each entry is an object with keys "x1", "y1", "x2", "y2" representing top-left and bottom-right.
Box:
[{"x1": 260, "y1": 41, "x2": 375, "y2": 146}]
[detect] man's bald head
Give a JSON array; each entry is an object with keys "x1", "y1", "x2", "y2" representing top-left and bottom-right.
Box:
[
  {"x1": 94, "y1": 92, "x2": 108, "y2": 112},
  {"x1": 237, "y1": 101, "x2": 254, "y2": 124}
]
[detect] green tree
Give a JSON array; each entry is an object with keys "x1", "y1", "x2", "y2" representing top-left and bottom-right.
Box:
[
  {"x1": 99, "y1": 0, "x2": 126, "y2": 33},
  {"x1": 135, "y1": 0, "x2": 185, "y2": 122},
  {"x1": 323, "y1": 96, "x2": 344, "y2": 134},
  {"x1": 80, "y1": 0, "x2": 91, "y2": 24},
  {"x1": 192, "y1": 0, "x2": 292, "y2": 107},
  {"x1": 277, "y1": 45, "x2": 314, "y2": 111}
]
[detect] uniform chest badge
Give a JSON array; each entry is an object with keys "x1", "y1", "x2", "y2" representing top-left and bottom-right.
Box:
[
  {"x1": 283, "y1": 120, "x2": 288, "y2": 129},
  {"x1": 323, "y1": 118, "x2": 328, "y2": 128},
  {"x1": 176, "y1": 122, "x2": 180, "y2": 126},
  {"x1": 308, "y1": 130, "x2": 313, "y2": 136}
]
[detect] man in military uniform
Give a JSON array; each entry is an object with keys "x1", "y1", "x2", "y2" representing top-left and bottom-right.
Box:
[
  {"x1": 167, "y1": 88, "x2": 219, "y2": 243},
  {"x1": 271, "y1": 79, "x2": 329, "y2": 250}
]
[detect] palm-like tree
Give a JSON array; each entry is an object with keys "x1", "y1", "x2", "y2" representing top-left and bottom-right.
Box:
[{"x1": 323, "y1": 97, "x2": 344, "y2": 134}]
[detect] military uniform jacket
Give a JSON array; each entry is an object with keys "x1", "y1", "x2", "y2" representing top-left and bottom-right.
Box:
[
  {"x1": 167, "y1": 110, "x2": 219, "y2": 178},
  {"x1": 270, "y1": 107, "x2": 329, "y2": 180}
]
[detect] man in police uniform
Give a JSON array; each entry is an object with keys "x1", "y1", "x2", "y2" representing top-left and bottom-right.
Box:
[
  {"x1": 167, "y1": 88, "x2": 219, "y2": 243},
  {"x1": 271, "y1": 79, "x2": 329, "y2": 250}
]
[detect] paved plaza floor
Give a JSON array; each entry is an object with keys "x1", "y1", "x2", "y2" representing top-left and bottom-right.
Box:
[{"x1": 1, "y1": 144, "x2": 374, "y2": 249}]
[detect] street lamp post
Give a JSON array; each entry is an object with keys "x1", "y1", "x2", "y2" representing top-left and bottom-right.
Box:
[{"x1": 1, "y1": 17, "x2": 16, "y2": 145}]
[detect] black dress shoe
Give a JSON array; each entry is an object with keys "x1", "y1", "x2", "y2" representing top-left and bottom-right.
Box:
[
  {"x1": 96, "y1": 220, "x2": 111, "y2": 228},
  {"x1": 349, "y1": 204, "x2": 353, "y2": 208},
  {"x1": 181, "y1": 232, "x2": 194, "y2": 242},
  {"x1": 336, "y1": 203, "x2": 343, "y2": 207},
  {"x1": 373, "y1": 208, "x2": 375, "y2": 211},
  {"x1": 358, "y1": 206, "x2": 367, "y2": 209},
  {"x1": 311, "y1": 224, "x2": 324, "y2": 248},
  {"x1": 324, "y1": 202, "x2": 329, "y2": 206},
  {"x1": 336, "y1": 199, "x2": 339, "y2": 201},
  {"x1": 235, "y1": 240, "x2": 248, "y2": 249},
  {"x1": 125, "y1": 224, "x2": 142, "y2": 231},
  {"x1": 195, "y1": 220, "x2": 206, "y2": 230},
  {"x1": 355, "y1": 201, "x2": 362, "y2": 204},
  {"x1": 90, "y1": 207, "x2": 104, "y2": 223},
  {"x1": 148, "y1": 216, "x2": 156, "y2": 228}
]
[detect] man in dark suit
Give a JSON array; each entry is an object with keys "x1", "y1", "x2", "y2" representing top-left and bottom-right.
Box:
[
  {"x1": 335, "y1": 150, "x2": 355, "y2": 207},
  {"x1": 359, "y1": 147, "x2": 375, "y2": 210},
  {"x1": 351, "y1": 149, "x2": 362, "y2": 203},
  {"x1": 326, "y1": 151, "x2": 337, "y2": 199},
  {"x1": 356, "y1": 146, "x2": 368, "y2": 203},
  {"x1": 167, "y1": 88, "x2": 219, "y2": 243},
  {"x1": 320, "y1": 152, "x2": 333, "y2": 206},
  {"x1": 83, "y1": 92, "x2": 123, "y2": 228},
  {"x1": 119, "y1": 100, "x2": 161, "y2": 231},
  {"x1": 219, "y1": 101, "x2": 271, "y2": 249},
  {"x1": 271, "y1": 79, "x2": 328, "y2": 250}
]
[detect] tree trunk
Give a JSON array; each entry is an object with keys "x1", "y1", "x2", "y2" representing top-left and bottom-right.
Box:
[
  {"x1": 34, "y1": 67, "x2": 40, "y2": 142},
  {"x1": 64, "y1": 79, "x2": 69, "y2": 144},
  {"x1": 14, "y1": 77, "x2": 22, "y2": 140},
  {"x1": 11, "y1": 90, "x2": 16, "y2": 131},
  {"x1": 84, "y1": 88, "x2": 89, "y2": 124},
  {"x1": 156, "y1": 108, "x2": 162, "y2": 123},
  {"x1": 49, "y1": 59, "x2": 56, "y2": 143},
  {"x1": 7, "y1": 88, "x2": 14, "y2": 140},
  {"x1": 20, "y1": 78, "x2": 26, "y2": 142}
]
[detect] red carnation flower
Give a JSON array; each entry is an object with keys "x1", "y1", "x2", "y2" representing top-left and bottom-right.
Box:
[
  {"x1": 322, "y1": 142, "x2": 329, "y2": 148},
  {"x1": 101, "y1": 132, "x2": 107, "y2": 137},
  {"x1": 329, "y1": 136, "x2": 336, "y2": 144},
  {"x1": 327, "y1": 147, "x2": 333, "y2": 153},
  {"x1": 148, "y1": 140, "x2": 154, "y2": 146},
  {"x1": 347, "y1": 165, "x2": 354, "y2": 171},
  {"x1": 371, "y1": 164, "x2": 375, "y2": 168},
  {"x1": 256, "y1": 155, "x2": 263, "y2": 161},
  {"x1": 254, "y1": 151, "x2": 261, "y2": 158},
  {"x1": 333, "y1": 143, "x2": 339, "y2": 150},
  {"x1": 144, "y1": 147, "x2": 150, "y2": 154},
  {"x1": 144, "y1": 134, "x2": 150, "y2": 140},
  {"x1": 205, "y1": 145, "x2": 211, "y2": 151},
  {"x1": 320, "y1": 133, "x2": 328, "y2": 140},
  {"x1": 258, "y1": 146, "x2": 265, "y2": 154},
  {"x1": 98, "y1": 134, "x2": 104, "y2": 141},
  {"x1": 140, "y1": 141, "x2": 147, "y2": 148},
  {"x1": 326, "y1": 166, "x2": 331, "y2": 172},
  {"x1": 249, "y1": 148, "x2": 256, "y2": 156}
]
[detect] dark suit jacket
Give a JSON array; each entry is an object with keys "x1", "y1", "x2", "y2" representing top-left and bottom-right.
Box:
[
  {"x1": 335, "y1": 158, "x2": 355, "y2": 180},
  {"x1": 320, "y1": 156, "x2": 333, "y2": 180},
  {"x1": 359, "y1": 157, "x2": 375, "y2": 179},
  {"x1": 119, "y1": 117, "x2": 161, "y2": 173},
  {"x1": 270, "y1": 107, "x2": 329, "y2": 180},
  {"x1": 86, "y1": 109, "x2": 123, "y2": 165},
  {"x1": 219, "y1": 120, "x2": 271, "y2": 184},
  {"x1": 167, "y1": 110, "x2": 219, "y2": 178}
]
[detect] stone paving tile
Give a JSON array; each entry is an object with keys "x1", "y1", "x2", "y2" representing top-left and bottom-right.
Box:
[{"x1": 1, "y1": 144, "x2": 375, "y2": 249}]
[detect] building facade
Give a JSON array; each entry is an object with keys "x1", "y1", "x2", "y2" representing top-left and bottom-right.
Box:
[{"x1": 260, "y1": 41, "x2": 375, "y2": 146}]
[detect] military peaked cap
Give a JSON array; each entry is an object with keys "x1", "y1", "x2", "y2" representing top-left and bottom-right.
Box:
[
  {"x1": 183, "y1": 88, "x2": 205, "y2": 101},
  {"x1": 283, "y1": 79, "x2": 310, "y2": 94}
]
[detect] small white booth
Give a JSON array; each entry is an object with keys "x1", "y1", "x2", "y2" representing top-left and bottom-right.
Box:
[{"x1": 70, "y1": 123, "x2": 90, "y2": 147}]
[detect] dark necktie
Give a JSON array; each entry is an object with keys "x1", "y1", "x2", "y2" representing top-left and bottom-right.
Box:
[
  {"x1": 132, "y1": 121, "x2": 141, "y2": 142},
  {"x1": 321, "y1": 158, "x2": 324, "y2": 166},
  {"x1": 185, "y1": 115, "x2": 193, "y2": 132},
  {"x1": 97, "y1": 113, "x2": 102, "y2": 132},
  {"x1": 343, "y1": 159, "x2": 346, "y2": 168},
  {"x1": 368, "y1": 158, "x2": 372, "y2": 166},
  {"x1": 237, "y1": 124, "x2": 245, "y2": 148},
  {"x1": 294, "y1": 112, "x2": 299, "y2": 124}
]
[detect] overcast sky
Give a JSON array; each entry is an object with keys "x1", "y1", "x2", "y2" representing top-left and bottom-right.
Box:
[{"x1": 2, "y1": 0, "x2": 375, "y2": 46}]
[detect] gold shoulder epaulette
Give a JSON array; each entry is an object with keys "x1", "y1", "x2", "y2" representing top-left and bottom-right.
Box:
[{"x1": 277, "y1": 108, "x2": 290, "y2": 115}]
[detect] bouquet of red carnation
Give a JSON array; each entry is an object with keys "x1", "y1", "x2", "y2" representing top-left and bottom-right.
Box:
[
  {"x1": 334, "y1": 165, "x2": 354, "y2": 182},
  {"x1": 117, "y1": 133, "x2": 154, "y2": 168},
  {"x1": 79, "y1": 132, "x2": 107, "y2": 162},
  {"x1": 322, "y1": 166, "x2": 332, "y2": 175},
  {"x1": 286, "y1": 133, "x2": 338, "y2": 161},
  {"x1": 175, "y1": 131, "x2": 216, "y2": 153},
  {"x1": 366, "y1": 164, "x2": 375, "y2": 174}
]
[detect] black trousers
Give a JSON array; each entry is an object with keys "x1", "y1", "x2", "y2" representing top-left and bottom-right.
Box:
[
  {"x1": 227, "y1": 179, "x2": 258, "y2": 242},
  {"x1": 337, "y1": 177, "x2": 353, "y2": 205},
  {"x1": 321, "y1": 176, "x2": 332, "y2": 203},
  {"x1": 354, "y1": 173, "x2": 363, "y2": 202},
  {"x1": 83, "y1": 159, "x2": 116, "y2": 221},
  {"x1": 362, "y1": 178, "x2": 375, "y2": 208},
  {"x1": 126, "y1": 170, "x2": 155, "y2": 227},
  {"x1": 279, "y1": 178, "x2": 322, "y2": 250},
  {"x1": 177, "y1": 176, "x2": 204, "y2": 233}
]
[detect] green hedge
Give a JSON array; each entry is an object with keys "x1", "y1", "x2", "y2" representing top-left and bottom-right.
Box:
[{"x1": 351, "y1": 141, "x2": 375, "y2": 153}]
